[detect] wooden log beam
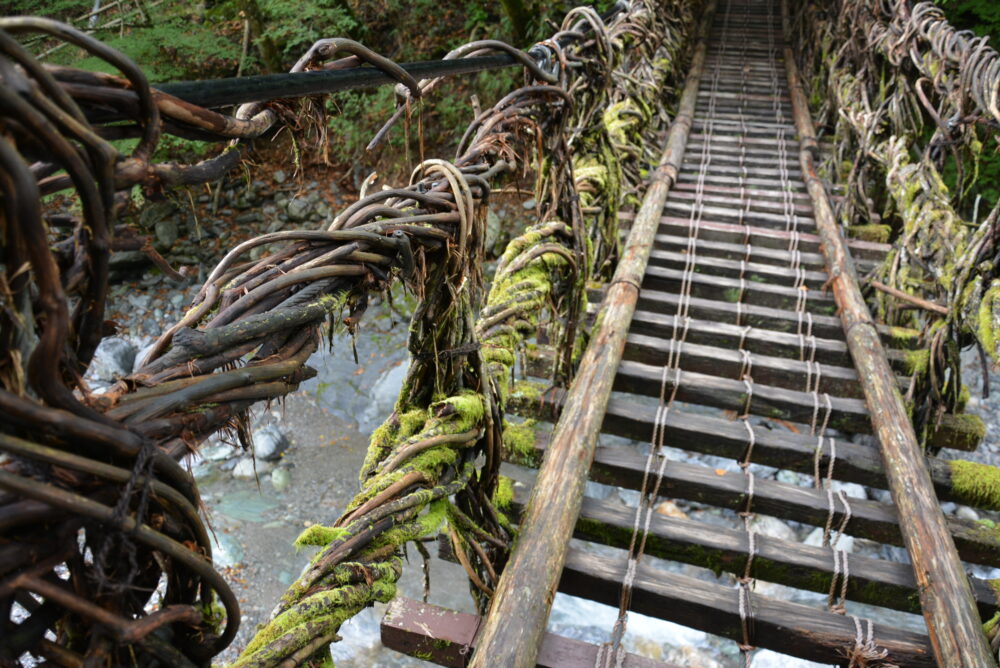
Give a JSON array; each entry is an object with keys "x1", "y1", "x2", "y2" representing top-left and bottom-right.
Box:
[
  {"x1": 559, "y1": 545, "x2": 934, "y2": 667},
  {"x1": 781, "y1": 2, "x2": 994, "y2": 663},
  {"x1": 381, "y1": 598, "x2": 679, "y2": 668},
  {"x1": 508, "y1": 485, "x2": 1000, "y2": 618},
  {"x1": 467, "y1": 5, "x2": 718, "y2": 666}
]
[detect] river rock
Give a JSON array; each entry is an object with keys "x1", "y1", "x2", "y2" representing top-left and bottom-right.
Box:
[
  {"x1": 803, "y1": 526, "x2": 854, "y2": 553},
  {"x1": 360, "y1": 362, "x2": 409, "y2": 433},
  {"x1": 133, "y1": 340, "x2": 158, "y2": 372},
  {"x1": 956, "y1": 505, "x2": 979, "y2": 521},
  {"x1": 253, "y1": 423, "x2": 290, "y2": 461},
  {"x1": 89, "y1": 337, "x2": 137, "y2": 382},
  {"x1": 830, "y1": 480, "x2": 867, "y2": 500},
  {"x1": 748, "y1": 514, "x2": 797, "y2": 542},
  {"x1": 232, "y1": 457, "x2": 274, "y2": 479},
  {"x1": 271, "y1": 467, "x2": 292, "y2": 492},
  {"x1": 286, "y1": 197, "x2": 313, "y2": 222},
  {"x1": 154, "y1": 218, "x2": 179, "y2": 251},
  {"x1": 273, "y1": 169, "x2": 287, "y2": 184}
]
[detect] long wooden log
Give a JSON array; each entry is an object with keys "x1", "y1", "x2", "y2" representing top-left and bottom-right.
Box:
[
  {"x1": 467, "y1": 5, "x2": 717, "y2": 666},
  {"x1": 781, "y1": 2, "x2": 995, "y2": 663}
]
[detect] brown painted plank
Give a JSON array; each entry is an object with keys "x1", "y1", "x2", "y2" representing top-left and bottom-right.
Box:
[
  {"x1": 559, "y1": 547, "x2": 934, "y2": 667},
  {"x1": 381, "y1": 598, "x2": 679, "y2": 668},
  {"x1": 508, "y1": 485, "x2": 999, "y2": 618}
]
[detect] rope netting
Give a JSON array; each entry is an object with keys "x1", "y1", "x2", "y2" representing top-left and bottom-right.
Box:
[
  {"x1": 0, "y1": 1, "x2": 698, "y2": 665},
  {"x1": 787, "y1": 0, "x2": 1000, "y2": 438}
]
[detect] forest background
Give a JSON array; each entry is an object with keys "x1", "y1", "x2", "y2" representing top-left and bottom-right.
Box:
[{"x1": 5, "y1": 0, "x2": 1000, "y2": 204}]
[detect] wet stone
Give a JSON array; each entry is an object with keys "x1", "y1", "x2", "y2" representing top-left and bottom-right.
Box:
[
  {"x1": 88, "y1": 337, "x2": 137, "y2": 382},
  {"x1": 232, "y1": 457, "x2": 274, "y2": 479},
  {"x1": 254, "y1": 423, "x2": 290, "y2": 461}
]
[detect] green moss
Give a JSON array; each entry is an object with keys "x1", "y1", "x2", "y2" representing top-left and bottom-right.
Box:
[
  {"x1": 937, "y1": 413, "x2": 986, "y2": 451},
  {"x1": 433, "y1": 391, "x2": 485, "y2": 431},
  {"x1": 502, "y1": 419, "x2": 537, "y2": 458},
  {"x1": 493, "y1": 476, "x2": 515, "y2": 510},
  {"x1": 983, "y1": 610, "x2": 1000, "y2": 634},
  {"x1": 847, "y1": 224, "x2": 892, "y2": 243},
  {"x1": 511, "y1": 380, "x2": 544, "y2": 403},
  {"x1": 295, "y1": 525, "x2": 351, "y2": 550},
  {"x1": 949, "y1": 460, "x2": 1000, "y2": 511},
  {"x1": 888, "y1": 326, "x2": 922, "y2": 347},
  {"x1": 979, "y1": 280, "x2": 999, "y2": 363},
  {"x1": 903, "y1": 348, "x2": 931, "y2": 375}
]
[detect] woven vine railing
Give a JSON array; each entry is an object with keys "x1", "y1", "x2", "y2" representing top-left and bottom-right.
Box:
[
  {"x1": 788, "y1": 0, "x2": 1000, "y2": 439},
  {"x1": 0, "y1": 1, "x2": 697, "y2": 666}
]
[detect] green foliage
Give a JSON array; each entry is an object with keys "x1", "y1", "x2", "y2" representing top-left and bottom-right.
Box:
[
  {"x1": 935, "y1": 1, "x2": 1000, "y2": 216},
  {"x1": 937, "y1": 0, "x2": 1000, "y2": 38},
  {"x1": 256, "y1": 0, "x2": 358, "y2": 59}
]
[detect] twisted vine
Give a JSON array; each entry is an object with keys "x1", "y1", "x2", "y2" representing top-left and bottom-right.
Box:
[{"x1": 789, "y1": 0, "x2": 1000, "y2": 438}]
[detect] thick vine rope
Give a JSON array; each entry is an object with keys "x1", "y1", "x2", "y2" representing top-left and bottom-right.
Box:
[
  {"x1": 0, "y1": 1, "x2": 697, "y2": 665},
  {"x1": 788, "y1": 0, "x2": 1000, "y2": 437}
]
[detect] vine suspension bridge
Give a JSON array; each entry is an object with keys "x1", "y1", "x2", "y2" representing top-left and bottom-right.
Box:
[{"x1": 2, "y1": 0, "x2": 1000, "y2": 667}]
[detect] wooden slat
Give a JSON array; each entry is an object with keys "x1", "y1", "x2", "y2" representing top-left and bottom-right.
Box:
[
  {"x1": 559, "y1": 547, "x2": 934, "y2": 667},
  {"x1": 648, "y1": 248, "x2": 829, "y2": 290},
  {"x1": 654, "y1": 232, "x2": 879, "y2": 273},
  {"x1": 612, "y1": 358, "x2": 871, "y2": 433},
  {"x1": 642, "y1": 265, "x2": 836, "y2": 314},
  {"x1": 527, "y1": 335, "x2": 877, "y2": 398},
  {"x1": 621, "y1": 332, "x2": 872, "y2": 397},
  {"x1": 621, "y1": 289, "x2": 919, "y2": 354},
  {"x1": 663, "y1": 200, "x2": 813, "y2": 229},
  {"x1": 668, "y1": 188, "x2": 814, "y2": 214},
  {"x1": 511, "y1": 422, "x2": 1000, "y2": 565},
  {"x1": 508, "y1": 385, "x2": 994, "y2": 505},
  {"x1": 649, "y1": 213, "x2": 891, "y2": 261},
  {"x1": 676, "y1": 160, "x2": 803, "y2": 179},
  {"x1": 675, "y1": 171, "x2": 805, "y2": 189},
  {"x1": 509, "y1": 486, "x2": 999, "y2": 618},
  {"x1": 381, "y1": 598, "x2": 679, "y2": 668}
]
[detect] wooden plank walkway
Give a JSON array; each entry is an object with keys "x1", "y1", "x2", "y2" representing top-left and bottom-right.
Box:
[{"x1": 381, "y1": 0, "x2": 995, "y2": 665}]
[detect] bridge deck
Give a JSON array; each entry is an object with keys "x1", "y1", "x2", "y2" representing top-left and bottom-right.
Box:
[{"x1": 381, "y1": 0, "x2": 993, "y2": 665}]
